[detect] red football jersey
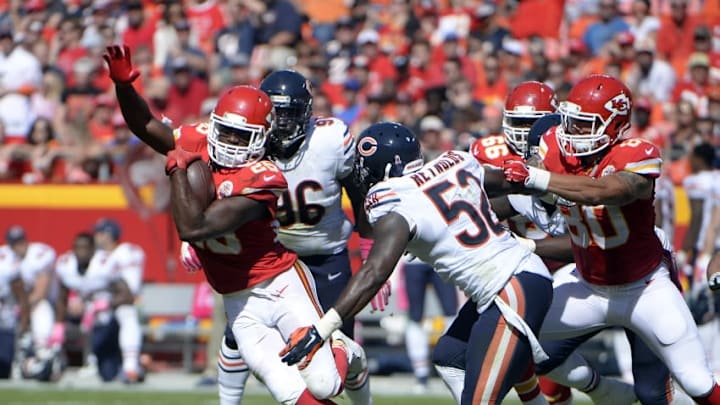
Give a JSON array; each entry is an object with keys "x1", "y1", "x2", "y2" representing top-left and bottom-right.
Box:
[
  {"x1": 174, "y1": 123, "x2": 297, "y2": 293},
  {"x1": 540, "y1": 128, "x2": 664, "y2": 285},
  {"x1": 469, "y1": 135, "x2": 523, "y2": 168}
]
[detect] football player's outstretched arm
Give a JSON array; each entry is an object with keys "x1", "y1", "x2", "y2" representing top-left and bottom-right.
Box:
[
  {"x1": 104, "y1": 45, "x2": 174, "y2": 154},
  {"x1": 504, "y1": 159, "x2": 654, "y2": 206},
  {"x1": 169, "y1": 170, "x2": 268, "y2": 242},
  {"x1": 483, "y1": 166, "x2": 527, "y2": 197},
  {"x1": 332, "y1": 212, "x2": 410, "y2": 317},
  {"x1": 55, "y1": 284, "x2": 69, "y2": 327},
  {"x1": 11, "y1": 277, "x2": 29, "y2": 333}
]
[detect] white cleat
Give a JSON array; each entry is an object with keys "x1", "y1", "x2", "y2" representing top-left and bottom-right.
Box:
[
  {"x1": 332, "y1": 331, "x2": 372, "y2": 405},
  {"x1": 587, "y1": 377, "x2": 637, "y2": 405}
]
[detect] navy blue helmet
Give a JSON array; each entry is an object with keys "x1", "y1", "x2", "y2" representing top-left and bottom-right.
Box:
[
  {"x1": 354, "y1": 122, "x2": 423, "y2": 194},
  {"x1": 526, "y1": 113, "x2": 561, "y2": 159},
  {"x1": 259, "y1": 70, "x2": 313, "y2": 158}
]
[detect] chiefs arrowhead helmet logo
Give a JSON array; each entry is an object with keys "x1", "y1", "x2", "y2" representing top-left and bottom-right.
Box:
[{"x1": 604, "y1": 94, "x2": 631, "y2": 116}]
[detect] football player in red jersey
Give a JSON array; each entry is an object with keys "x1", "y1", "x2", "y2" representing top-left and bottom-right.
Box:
[
  {"x1": 504, "y1": 74, "x2": 720, "y2": 405},
  {"x1": 104, "y1": 45, "x2": 357, "y2": 405}
]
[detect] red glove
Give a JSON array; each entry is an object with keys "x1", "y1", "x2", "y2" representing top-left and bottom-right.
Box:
[
  {"x1": 180, "y1": 241, "x2": 202, "y2": 273},
  {"x1": 503, "y1": 160, "x2": 531, "y2": 184},
  {"x1": 370, "y1": 280, "x2": 392, "y2": 312},
  {"x1": 165, "y1": 148, "x2": 203, "y2": 175},
  {"x1": 103, "y1": 45, "x2": 140, "y2": 84}
]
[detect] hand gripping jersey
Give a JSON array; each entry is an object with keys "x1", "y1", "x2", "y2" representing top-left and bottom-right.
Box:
[
  {"x1": 539, "y1": 127, "x2": 664, "y2": 285},
  {"x1": 174, "y1": 123, "x2": 297, "y2": 293},
  {"x1": 55, "y1": 250, "x2": 117, "y2": 301},
  {"x1": 273, "y1": 117, "x2": 355, "y2": 256},
  {"x1": 365, "y1": 150, "x2": 549, "y2": 311},
  {"x1": 471, "y1": 135, "x2": 554, "y2": 240}
]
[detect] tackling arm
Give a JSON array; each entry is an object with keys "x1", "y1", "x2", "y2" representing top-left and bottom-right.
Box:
[
  {"x1": 545, "y1": 171, "x2": 653, "y2": 206},
  {"x1": 341, "y1": 176, "x2": 373, "y2": 238},
  {"x1": 683, "y1": 198, "x2": 704, "y2": 253},
  {"x1": 534, "y1": 234, "x2": 575, "y2": 264},
  {"x1": 54, "y1": 284, "x2": 69, "y2": 326},
  {"x1": 490, "y1": 196, "x2": 519, "y2": 221},
  {"x1": 110, "y1": 279, "x2": 135, "y2": 308},
  {"x1": 170, "y1": 169, "x2": 268, "y2": 242},
  {"x1": 483, "y1": 166, "x2": 528, "y2": 197}
]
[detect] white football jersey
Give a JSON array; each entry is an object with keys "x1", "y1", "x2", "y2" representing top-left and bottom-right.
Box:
[
  {"x1": 683, "y1": 170, "x2": 718, "y2": 250},
  {"x1": 273, "y1": 117, "x2": 355, "y2": 256},
  {"x1": 11, "y1": 242, "x2": 56, "y2": 289},
  {"x1": 99, "y1": 243, "x2": 145, "y2": 295},
  {"x1": 0, "y1": 246, "x2": 21, "y2": 300},
  {"x1": 0, "y1": 246, "x2": 21, "y2": 329},
  {"x1": 506, "y1": 194, "x2": 567, "y2": 237},
  {"x1": 365, "y1": 150, "x2": 550, "y2": 310},
  {"x1": 55, "y1": 250, "x2": 118, "y2": 300}
]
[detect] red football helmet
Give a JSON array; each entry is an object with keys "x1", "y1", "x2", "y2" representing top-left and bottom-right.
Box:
[
  {"x1": 208, "y1": 85, "x2": 274, "y2": 168},
  {"x1": 503, "y1": 81, "x2": 557, "y2": 154},
  {"x1": 557, "y1": 74, "x2": 632, "y2": 157}
]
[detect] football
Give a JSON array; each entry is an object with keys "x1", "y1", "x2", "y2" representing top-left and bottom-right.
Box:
[{"x1": 186, "y1": 159, "x2": 216, "y2": 207}]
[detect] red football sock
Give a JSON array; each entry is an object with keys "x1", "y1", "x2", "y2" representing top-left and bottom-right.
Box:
[
  {"x1": 694, "y1": 383, "x2": 720, "y2": 405},
  {"x1": 539, "y1": 376, "x2": 572, "y2": 404}
]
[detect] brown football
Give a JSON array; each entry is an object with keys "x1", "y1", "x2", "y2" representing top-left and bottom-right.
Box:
[{"x1": 186, "y1": 159, "x2": 216, "y2": 207}]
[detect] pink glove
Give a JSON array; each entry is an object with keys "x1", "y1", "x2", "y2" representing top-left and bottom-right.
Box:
[
  {"x1": 180, "y1": 241, "x2": 203, "y2": 273},
  {"x1": 370, "y1": 280, "x2": 391, "y2": 312},
  {"x1": 81, "y1": 299, "x2": 110, "y2": 332},
  {"x1": 48, "y1": 322, "x2": 65, "y2": 347},
  {"x1": 359, "y1": 238, "x2": 373, "y2": 263},
  {"x1": 502, "y1": 160, "x2": 531, "y2": 183}
]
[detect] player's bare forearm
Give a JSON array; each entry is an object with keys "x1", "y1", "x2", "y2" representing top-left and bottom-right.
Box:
[
  {"x1": 110, "y1": 280, "x2": 134, "y2": 307},
  {"x1": 708, "y1": 251, "x2": 720, "y2": 285},
  {"x1": 490, "y1": 195, "x2": 518, "y2": 221},
  {"x1": 547, "y1": 171, "x2": 653, "y2": 206},
  {"x1": 55, "y1": 285, "x2": 69, "y2": 324},
  {"x1": 11, "y1": 277, "x2": 29, "y2": 333},
  {"x1": 341, "y1": 176, "x2": 373, "y2": 238},
  {"x1": 170, "y1": 171, "x2": 267, "y2": 241},
  {"x1": 485, "y1": 167, "x2": 527, "y2": 197},
  {"x1": 535, "y1": 234, "x2": 575, "y2": 264},
  {"x1": 333, "y1": 213, "x2": 410, "y2": 318},
  {"x1": 115, "y1": 83, "x2": 174, "y2": 154}
]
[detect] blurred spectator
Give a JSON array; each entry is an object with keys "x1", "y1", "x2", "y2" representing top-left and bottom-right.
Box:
[
  {"x1": 417, "y1": 115, "x2": 446, "y2": 161},
  {"x1": 184, "y1": 0, "x2": 226, "y2": 56},
  {"x1": 656, "y1": 0, "x2": 701, "y2": 64},
  {"x1": 162, "y1": 57, "x2": 210, "y2": 125},
  {"x1": 669, "y1": 100, "x2": 702, "y2": 162},
  {"x1": 153, "y1": 1, "x2": 187, "y2": 71},
  {"x1": 626, "y1": 0, "x2": 660, "y2": 45},
  {"x1": 52, "y1": 17, "x2": 89, "y2": 83},
  {"x1": 301, "y1": 0, "x2": 350, "y2": 46},
  {"x1": 121, "y1": 1, "x2": 157, "y2": 54},
  {"x1": 671, "y1": 52, "x2": 715, "y2": 117},
  {"x1": 444, "y1": 79, "x2": 484, "y2": 136},
  {"x1": 509, "y1": 0, "x2": 564, "y2": 40},
  {"x1": 627, "y1": 97, "x2": 667, "y2": 149},
  {"x1": 213, "y1": 0, "x2": 253, "y2": 69},
  {"x1": 162, "y1": 19, "x2": 208, "y2": 79},
  {"x1": 0, "y1": 26, "x2": 42, "y2": 144},
  {"x1": 247, "y1": 0, "x2": 303, "y2": 71},
  {"x1": 626, "y1": 37, "x2": 676, "y2": 103},
  {"x1": 468, "y1": 1, "x2": 509, "y2": 54},
  {"x1": 473, "y1": 55, "x2": 508, "y2": 107},
  {"x1": 582, "y1": 0, "x2": 630, "y2": 56}
]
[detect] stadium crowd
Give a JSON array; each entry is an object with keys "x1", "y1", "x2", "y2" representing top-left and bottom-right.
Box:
[{"x1": 2, "y1": 0, "x2": 720, "y2": 401}]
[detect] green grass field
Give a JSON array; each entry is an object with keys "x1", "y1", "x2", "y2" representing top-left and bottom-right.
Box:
[
  {"x1": 0, "y1": 389, "x2": 459, "y2": 405},
  {"x1": 0, "y1": 388, "x2": 592, "y2": 405}
]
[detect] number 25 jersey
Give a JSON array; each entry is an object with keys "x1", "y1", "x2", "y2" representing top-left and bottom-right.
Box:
[
  {"x1": 539, "y1": 127, "x2": 664, "y2": 285},
  {"x1": 365, "y1": 150, "x2": 549, "y2": 310}
]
